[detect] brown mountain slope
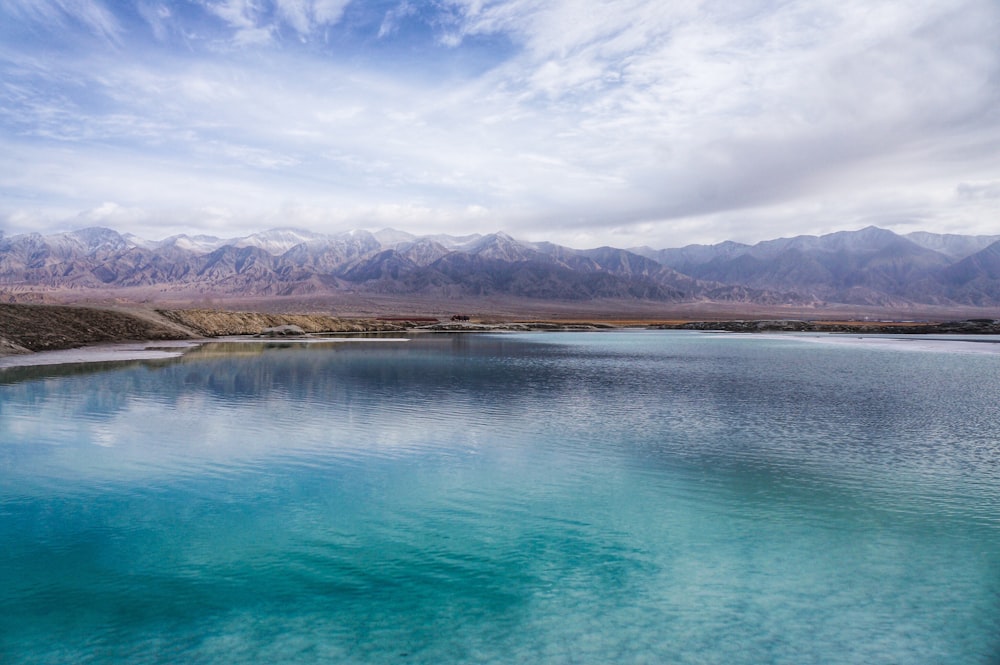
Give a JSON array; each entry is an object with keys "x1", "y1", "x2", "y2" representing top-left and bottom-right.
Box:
[
  {"x1": 0, "y1": 304, "x2": 420, "y2": 355},
  {"x1": 0, "y1": 303, "x2": 194, "y2": 353}
]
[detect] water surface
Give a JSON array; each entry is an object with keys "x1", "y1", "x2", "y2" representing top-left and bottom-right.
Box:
[{"x1": 2, "y1": 332, "x2": 998, "y2": 663}]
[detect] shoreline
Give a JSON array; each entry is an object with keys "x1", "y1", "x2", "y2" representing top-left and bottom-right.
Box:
[
  {"x1": 649, "y1": 318, "x2": 1000, "y2": 334},
  {"x1": 0, "y1": 340, "x2": 200, "y2": 369},
  {"x1": 2, "y1": 302, "x2": 998, "y2": 369},
  {"x1": 0, "y1": 336, "x2": 422, "y2": 370},
  {"x1": 4, "y1": 327, "x2": 1000, "y2": 371}
]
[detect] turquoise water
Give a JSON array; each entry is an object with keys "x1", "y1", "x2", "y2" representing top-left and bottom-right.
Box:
[{"x1": 1, "y1": 331, "x2": 999, "y2": 664}]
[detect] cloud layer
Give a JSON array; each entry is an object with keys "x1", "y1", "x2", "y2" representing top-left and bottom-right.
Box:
[{"x1": 1, "y1": 0, "x2": 998, "y2": 247}]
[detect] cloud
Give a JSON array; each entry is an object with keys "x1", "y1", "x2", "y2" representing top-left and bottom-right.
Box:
[
  {"x1": 197, "y1": 0, "x2": 353, "y2": 45},
  {"x1": 274, "y1": 0, "x2": 353, "y2": 37},
  {"x1": 3, "y1": 0, "x2": 123, "y2": 45},
  {"x1": 1, "y1": 0, "x2": 999, "y2": 248},
  {"x1": 137, "y1": 2, "x2": 173, "y2": 42},
  {"x1": 442, "y1": 0, "x2": 1000, "y2": 242},
  {"x1": 72, "y1": 201, "x2": 154, "y2": 229},
  {"x1": 957, "y1": 181, "x2": 1000, "y2": 201},
  {"x1": 201, "y1": 0, "x2": 274, "y2": 45},
  {"x1": 276, "y1": 0, "x2": 313, "y2": 35},
  {"x1": 313, "y1": 0, "x2": 352, "y2": 24},
  {"x1": 378, "y1": 1, "x2": 418, "y2": 39}
]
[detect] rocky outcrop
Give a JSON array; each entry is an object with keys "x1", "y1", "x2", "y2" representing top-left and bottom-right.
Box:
[
  {"x1": 0, "y1": 338, "x2": 30, "y2": 355},
  {"x1": 258, "y1": 324, "x2": 307, "y2": 337}
]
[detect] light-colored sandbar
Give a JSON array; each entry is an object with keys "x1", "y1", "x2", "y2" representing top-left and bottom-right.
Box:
[
  {"x1": 0, "y1": 336, "x2": 413, "y2": 369},
  {"x1": 750, "y1": 332, "x2": 1000, "y2": 355},
  {"x1": 0, "y1": 341, "x2": 201, "y2": 369}
]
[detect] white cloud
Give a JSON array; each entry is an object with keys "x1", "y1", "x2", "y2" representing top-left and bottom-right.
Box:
[
  {"x1": 3, "y1": 0, "x2": 122, "y2": 44},
  {"x1": 200, "y1": 0, "x2": 352, "y2": 44},
  {"x1": 72, "y1": 201, "x2": 153, "y2": 229},
  {"x1": 137, "y1": 2, "x2": 173, "y2": 42},
  {"x1": 2, "y1": 0, "x2": 999, "y2": 247},
  {"x1": 378, "y1": 1, "x2": 418, "y2": 39},
  {"x1": 202, "y1": 0, "x2": 274, "y2": 45},
  {"x1": 275, "y1": 0, "x2": 352, "y2": 36},
  {"x1": 313, "y1": 0, "x2": 351, "y2": 24},
  {"x1": 202, "y1": 0, "x2": 258, "y2": 30},
  {"x1": 957, "y1": 181, "x2": 1000, "y2": 201},
  {"x1": 276, "y1": 0, "x2": 312, "y2": 35}
]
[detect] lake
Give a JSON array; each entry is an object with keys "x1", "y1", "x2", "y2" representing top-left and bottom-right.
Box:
[{"x1": 1, "y1": 331, "x2": 999, "y2": 664}]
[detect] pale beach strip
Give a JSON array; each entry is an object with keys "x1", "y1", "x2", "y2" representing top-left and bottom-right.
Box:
[{"x1": 0, "y1": 336, "x2": 412, "y2": 370}]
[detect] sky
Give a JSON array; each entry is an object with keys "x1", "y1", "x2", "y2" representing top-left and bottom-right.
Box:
[{"x1": 1, "y1": 0, "x2": 998, "y2": 249}]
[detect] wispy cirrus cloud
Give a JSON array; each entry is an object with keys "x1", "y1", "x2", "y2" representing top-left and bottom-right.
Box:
[
  {"x1": 3, "y1": 0, "x2": 123, "y2": 45},
  {"x1": 378, "y1": 1, "x2": 417, "y2": 39},
  {"x1": 198, "y1": 0, "x2": 353, "y2": 44},
  {"x1": 200, "y1": 0, "x2": 274, "y2": 45}
]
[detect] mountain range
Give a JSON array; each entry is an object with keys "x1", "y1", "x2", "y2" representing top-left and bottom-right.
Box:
[{"x1": 1, "y1": 225, "x2": 999, "y2": 308}]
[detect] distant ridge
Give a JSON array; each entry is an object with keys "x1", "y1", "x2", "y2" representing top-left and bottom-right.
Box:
[{"x1": 2, "y1": 226, "x2": 1000, "y2": 307}]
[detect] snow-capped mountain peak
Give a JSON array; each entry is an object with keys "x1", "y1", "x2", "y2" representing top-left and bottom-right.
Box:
[{"x1": 230, "y1": 228, "x2": 329, "y2": 255}]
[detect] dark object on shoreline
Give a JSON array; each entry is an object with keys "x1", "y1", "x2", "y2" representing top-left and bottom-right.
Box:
[{"x1": 257, "y1": 325, "x2": 307, "y2": 337}]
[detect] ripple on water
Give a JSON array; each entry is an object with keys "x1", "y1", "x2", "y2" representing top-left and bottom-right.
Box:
[{"x1": 1, "y1": 332, "x2": 999, "y2": 663}]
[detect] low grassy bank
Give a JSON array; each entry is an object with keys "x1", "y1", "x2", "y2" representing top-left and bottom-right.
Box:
[{"x1": 155, "y1": 309, "x2": 417, "y2": 336}]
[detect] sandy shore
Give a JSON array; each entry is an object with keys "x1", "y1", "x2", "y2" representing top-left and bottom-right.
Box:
[
  {"x1": 0, "y1": 340, "x2": 200, "y2": 369},
  {"x1": 0, "y1": 336, "x2": 422, "y2": 370}
]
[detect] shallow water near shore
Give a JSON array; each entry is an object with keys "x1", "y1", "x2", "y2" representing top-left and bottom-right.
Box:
[{"x1": 2, "y1": 331, "x2": 999, "y2": 663}]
